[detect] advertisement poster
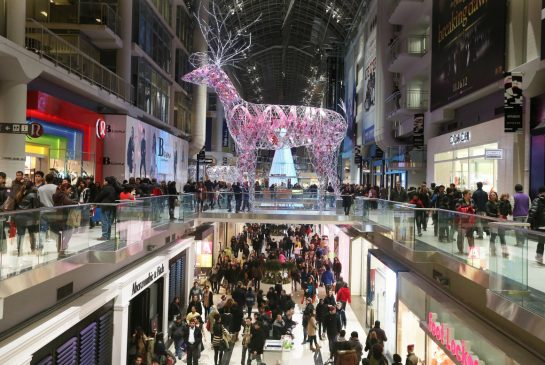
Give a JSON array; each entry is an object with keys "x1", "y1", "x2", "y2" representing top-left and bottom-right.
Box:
[
  {"x1": 413, "y1": 113, "x2": 425, "y2": 149},
  {"x1": 125, "y1": 117, "x2": 188, "y2": 188},
  {"x1": 504, "y1": 72, "x2": 523, "y2": 132},
  {"x1": 362, "y1": 17, "x2": 377, "y2": 142},
  {"x1": 343, "y1": 67, "x2": 357, "y2": 154},
  {"x1": 542, "y1": 0, "x2": 545, "y2": 60},
  {"x1": 103, "y1": 116, "x2": 188, "y2": 189},
  {"x1": 430, "y1": 0, "x2": 506, "y2": 110}
]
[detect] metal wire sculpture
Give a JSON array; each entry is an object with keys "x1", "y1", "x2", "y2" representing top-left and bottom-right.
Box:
[
  {"x1": 182, "y1": 2, "x2": 347, "y2": 205},
  {"x1": 206, "y1": 165, "x2": 239, "y2": 184}
]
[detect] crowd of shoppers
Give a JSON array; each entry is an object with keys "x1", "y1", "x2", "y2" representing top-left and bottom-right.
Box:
[{"x1": 0, "y1": 170, "x2": 180, "y2": 257}]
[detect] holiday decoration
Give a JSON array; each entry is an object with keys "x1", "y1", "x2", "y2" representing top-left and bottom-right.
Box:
[{"x1": 182, "y1": 2, "x2": 347, "y2": 206}]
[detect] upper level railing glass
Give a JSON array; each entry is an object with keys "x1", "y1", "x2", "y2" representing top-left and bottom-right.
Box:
[
  {"x1": 360, "y1": 197, "x2": 543, "y2": 317},
  {"x1": 0, "y1": 194, "x2": 194, "y2": 281}
]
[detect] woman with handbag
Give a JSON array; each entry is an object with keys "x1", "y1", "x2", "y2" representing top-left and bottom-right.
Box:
[
  {"x1": 13, "y1": 181, "x2": 40, "y2": 256},
  {"x1": 52, "y1": 183, "x2": 78, "y2": 258},
  {"x1": 455, "y1": 190, "x2": 476, "y2": 255},
  {"x1": 211, "y1": 316, "x2": 229, "y2": 365}
]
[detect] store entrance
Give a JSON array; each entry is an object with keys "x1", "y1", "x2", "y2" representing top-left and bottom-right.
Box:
[
  {"x1": 128, "y1": 278, "x2": 164, "y2": 340},
  {"x1": 25, "y1": 144, "x2": 50, "y2": 180}
]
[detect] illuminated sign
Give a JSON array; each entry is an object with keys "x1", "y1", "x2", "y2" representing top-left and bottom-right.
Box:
[
  {"x1": 427, "y1": 312, "x2": 483, "y2": 365},
  {"x1": 449, "y1": 131, "x2": 470, "y2": 146},
  {"x1": 96, "y1": 118, "x2": 107, "y2": 140}
]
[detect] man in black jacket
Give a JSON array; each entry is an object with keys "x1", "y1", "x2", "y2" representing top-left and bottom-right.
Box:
[
  {"x1": 94, "y1": 176, "x2": 118, "y2": 240},
  {"x1": 472, "y1": 182, "x2": 488, "y2": 239},
  {"x1": 324, "y1": 306, "x2": 342, "y2": 358},
  {"x1": 528, "y1": 186, "x2": 545, "y2": 264},
  {"x1": 183, "y1": 318, "x2": 202, "y2": 365},
  {"x1": 247, "y1": 321, "x2": 266, "y2": 364}
]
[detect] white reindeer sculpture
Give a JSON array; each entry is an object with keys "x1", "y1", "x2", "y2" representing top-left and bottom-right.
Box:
[{"x1": 182, "y1": 3, "x2": 348, "y2": 205}]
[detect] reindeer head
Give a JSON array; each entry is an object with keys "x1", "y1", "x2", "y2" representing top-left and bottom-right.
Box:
[{"x1": 181, "y1": 2, "x2": 260, "y2": 85}]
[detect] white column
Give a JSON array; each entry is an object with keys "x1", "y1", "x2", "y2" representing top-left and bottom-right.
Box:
[
  {"x1": 116, "y1": 0, "x2": 133, "y2": 98},
  {"x1": 0, "y1": 81, "x2": 27, "y2": 178},
  {"x1": 189, "y1": 0, "x2": 208, "y2": 157},
  {"x1": 6, "y1": 0, "x2": 25, "y2": 46},
  {"x1": 112, "y1": 302, "x2": 130, "y2": 365},
  {"x1": 162, "y1": 269, "x2": 170, "y2": 339}
]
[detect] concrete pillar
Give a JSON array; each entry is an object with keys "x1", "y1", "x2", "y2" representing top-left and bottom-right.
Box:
[
  {"x1": 6, "y1": 0, "x2": 25, "y2": 47},
  {"x1": 211, "y1": 101, "x2": 224, "y2": 152},
  {"x1": 162, "y1": 268, "x2": 170, "y2": 339},
  {"x1": 112, "y1": 302, "x2": 130, "y2": 365},
  {"x1": 0, "y1": 81, "x2": 27, "y2": 179},
  {"x1": 189, "y1": 0, "x2": 208, "y2": 157},
  {"x1": 116, "y1": 0, "x2": 133, "y2": 98}
]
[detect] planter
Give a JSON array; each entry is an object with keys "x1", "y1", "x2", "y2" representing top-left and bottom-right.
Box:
[{"x1": 260, "y1": 282, "x2": 292, "y2": 295}]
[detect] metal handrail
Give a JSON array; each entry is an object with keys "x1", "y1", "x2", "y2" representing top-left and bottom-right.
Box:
[
  {"x1": 24, "y1": 18, "x2": 133, "y2": 103},
  {"x1": 79, "y1": 2, "x2": 120, "y2": 35}
]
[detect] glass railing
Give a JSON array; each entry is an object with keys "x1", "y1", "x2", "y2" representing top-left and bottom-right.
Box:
[
  {"x1": 385, "y1": 88, "x2": 429, "y2": 118},
  {"x1": 389, "y1": 34, "x2": 428, "y2": 62},
  {"x1": 24, "y1": 18, "x2": 134, "y2": 103},
  {"x1": 0, "y1": 194, "x2": 194, "y2": 281},
  {"x1": 188, "y1": 191, "x2": 363, "y2": 216},
  {"x1": 79, "y1": 2, "x2": 120, "y2": 35},
  {"x1": 362, "y1": 198, "x2": 545, "y2": 317}
]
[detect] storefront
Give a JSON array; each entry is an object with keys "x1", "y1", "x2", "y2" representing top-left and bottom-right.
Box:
[
  {"x1": 397, "y1": 272, "x2": 535, "y2": 365},
  {"x1": 26, "y1": 91, "x2": 105, "y2": 182},
  {"x1": 427, "y1": 118, "x2": 518, "y2": 194},
  {"x1": 103, "y1": 115, "x2": 189, "y2": 190},
  {"x1": 366, "y1": 250, "x2": 407, "y2": 358}
]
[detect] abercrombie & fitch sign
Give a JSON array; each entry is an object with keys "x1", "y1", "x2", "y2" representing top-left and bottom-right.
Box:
[
  {"x1": 131, "y1": 264, "x2": 165, "y2": 296},
  {"x1": 427, "y1": 312, "x2": 485, "y2": 365}
]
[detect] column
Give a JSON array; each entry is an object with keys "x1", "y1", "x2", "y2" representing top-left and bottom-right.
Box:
[
  {"x1": 6, "y1": 0, "x2": 25, "y2": 47},
  {"x1": 0, "y1": 81, "x2": 27, "y2": 178},
  {"x1": 162, "y1": 268, "x2": 170, "y2": 341},
  {"x1": 116, "y1": 0, "x2": 133, "y2": 99},
  {"x1": 111, "y1": 302, "x2": 130, "y2": 365},
  {"x1": 189, "y1": 0, "x2": 208, "y2": 157}
]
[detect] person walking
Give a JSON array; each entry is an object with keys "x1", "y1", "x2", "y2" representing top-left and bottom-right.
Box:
[
  {"x1": 472, "y1": 182, "x2": 489, "y2": 239},
  {"x1": 13, "y1": 181, "x2": 40, "y2": 255},
  {"x1": 349, "y1": 331, "x2": 363, "y2": 364},
  {"x1": 211, "y1": 316, "x2": 228, "y2": 365},
  {"x1": 247, "y1": 321, "x2": 266, "y2": 365},
  {"x1": 307, "y1": 311, "x2": 321, "y2": 351},
  {"x1": 324, "y1": 306, "x2": 342, "y2": 359},
  {"x1": 93, "y1": 177, "x2": 117, "y2": 240},
  {"x1": 240, "y1": 317, "x2": 253, "y2": 365},
  {"x1": 315, "y1": 298, "x2": 327, "y2": 340},
  {"x1": 245, "y1": 287, "x2": 256, "y2": 317},
  {"x1": 513, "y1": 184, "x2": 530, "y2": 247},
  {"x1": 486, "y1": 192, "x2": 508, "y2": 257},
  {"x1": 405, "y1": 344, "x2": 420, "y2": 365},
  {"x1": 184, "y1": 318, "x2": 203, "y2": 365},
  {"x1": 528, "y1": 186, "x2": 545, "y2": 265},
  {"x1": 455, "y1": 190, "x2": 476, "y2": 255},
  {"x1": 365, "y1": 320, "x2": 387, "y2": 351}
]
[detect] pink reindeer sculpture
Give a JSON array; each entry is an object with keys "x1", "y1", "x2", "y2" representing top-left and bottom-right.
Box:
[{"x1": 182, "y1": 3, "x2": 347, "y2": 204}]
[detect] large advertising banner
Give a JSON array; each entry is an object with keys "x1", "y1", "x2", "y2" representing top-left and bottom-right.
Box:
[
  {"x1": 542, "y1": 0, "x2": 545, "y2": 60},
  {"x1": 103, "y1": 115, "x2": 188, "y2": 189},
  {"x1": 504, "y1": 72, "x2": 523, "y2": 132},
  {"x1": 362, "y1": 18, "x2": 377, "y2": 144},
  {"x1": 430, "y1": 0, "x2": 506, "y2": 110}
]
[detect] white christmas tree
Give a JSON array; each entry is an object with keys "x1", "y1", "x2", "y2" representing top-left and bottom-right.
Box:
[{"x1": 269, "y1": 146, "x2": 298, "y2": 187}]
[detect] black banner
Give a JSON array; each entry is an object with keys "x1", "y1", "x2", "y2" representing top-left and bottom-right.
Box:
[
  {"x1": 430, "y1": 0, "x2": 506, "y2": 110},
  {"x1": 542, "y1": 0, "x2": 545, "y2": 59},
  {"x1": 504, "y1": 72, "x2": 523, "y2": 132},
  {"x1": 413, "y1": 113, "x2": 425, "y2": 149}
]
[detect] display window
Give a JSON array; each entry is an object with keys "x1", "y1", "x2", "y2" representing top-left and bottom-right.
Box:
[
  {"x1": 433, "y1": 143, "x2": 498, "y2": 191},
  {"x1": 427, "y1": 339, "x2": 454, "y2": 365},
  {"x1": 397, "y1": 301, "x2": 426, "y2": 362}
]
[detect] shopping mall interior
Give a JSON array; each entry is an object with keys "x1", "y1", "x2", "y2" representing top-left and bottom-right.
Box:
[{"x1": 2, "y1": 0, "x2": 545, "y2": 364}]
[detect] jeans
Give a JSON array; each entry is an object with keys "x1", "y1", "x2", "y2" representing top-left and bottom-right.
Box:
[
  {"x1": 100, "y1": 208, "x2": 114, "y2": 239},
  {"x1": 416, "y1": 210, "x2": 426, "y2": 234},
  {"x1": 534, "y1": 231, "x2": 545, "y2": 256},
  {"x1": 174, "y1": 339, "x2": 184, "y2": 359},
  {"x1": 247, "y1": 352, "x2": 263, "y2": 365},
  {"x1": 187, "y1": 343, "x2": 200, "y2": 365},
  {"x1": 308, "y1": 335, "x2": 318, "y2": 347},
  {"x1": 475, "y1": 211, "x2": 486, "y2": 237},
  {"x1": 242, "y1": 199, "x2": 250, "y2": 212},
  {"x1": 214, "y1": 348, "x2": 223, "y2": 365},
  {"x1": 241, "y1": 346, "x2": 249, "y2": 365},
  {"x1": 513, "y1": 216, "x2": 527, "y2": 246}
]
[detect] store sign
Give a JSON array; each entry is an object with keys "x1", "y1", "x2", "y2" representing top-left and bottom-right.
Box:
[
  {"x1": 413, "y1": 113, "x2": 425, "y2": 149},
  {"x1": 449, "y1": 131, "x2": 471, "y2": 146},
  {"x1": 504, "y1": 72, "x2": 523, "y2": 132},
  {"x1": 0, "y1": 122, "x2": 43, "y2": 138},
  {"x1": 484, "y1": 149, "x2": 503, "y2": 160},
  {"x1": 131, "y1": 264, "x2": 165, "y2": 296},
  {"x1": 96, "y1": 118, "x2": 107, "y2": 139},
  {"x1": 427, "y1": 312, "x2": 482, "y2": 365}
]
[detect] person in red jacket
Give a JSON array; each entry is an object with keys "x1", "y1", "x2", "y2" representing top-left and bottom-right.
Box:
[{"x1": 336, "y1": 283, "x2": 351, "y2": 311}]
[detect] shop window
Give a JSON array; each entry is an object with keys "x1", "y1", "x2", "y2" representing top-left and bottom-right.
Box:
[
  {"x1": 454, "y1": 148, "x2": 469, "y2": 159},
  {"x1": 470, "y1": 142, "x2": 498, "y2": 157},
  {"x1": 434, "y1": 151, "x2": 453, "y2": 162}
]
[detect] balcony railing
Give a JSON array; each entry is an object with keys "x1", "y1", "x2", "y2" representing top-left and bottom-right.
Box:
[
  {"x1": 79, "y1": 2, "x2": 120, "y2": 35},
  {"x1": 384, "y1": 145, "x2": 426, "y2": 168},
  {"x1": 355, "y1": 197, "x2": 545, "y2": 318},
  {"x1": 389, "y1": 34, "x2": 428, "y2": 62},
  {"x1": 385, "y1": 88, "x2": 429, "y2": 118},
  {"x1": 25, "y1": 18, "x2": 133, "y2": 103},
  {"x1": 0, "y1": 194, "x2": 195, "y2": 281}
]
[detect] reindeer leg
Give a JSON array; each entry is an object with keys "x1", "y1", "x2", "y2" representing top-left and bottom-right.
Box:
[
  {"x1": 237, "y1": 147, "x2": 257, "y2": 212},
  {"x1": 308, "y1": 147, "x2": 328, "y2": 210}
]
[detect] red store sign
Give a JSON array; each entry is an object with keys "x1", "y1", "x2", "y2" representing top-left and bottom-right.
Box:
[
  {"x1": 427, "y1": 312, "x2": 484, "y2": 365},
  {"x1": 96, "y1": 118, "x2": 107, "y2": 140}
]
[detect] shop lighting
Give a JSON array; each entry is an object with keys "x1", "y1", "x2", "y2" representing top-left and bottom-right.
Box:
[
  {"x1": 41, "y1": 11, "x2": 48, "y2": 17},
  {"x1": 95, "y1": 18, "x2": 101, "y2": 23}
]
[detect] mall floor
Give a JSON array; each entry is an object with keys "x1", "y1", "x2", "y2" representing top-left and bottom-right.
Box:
[{"x1": 171, "y1": 288, "x2": 368, "y2": 365}]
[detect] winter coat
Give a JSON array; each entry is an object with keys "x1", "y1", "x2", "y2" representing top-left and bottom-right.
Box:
[{"x1": 528, "y1": 195, "x2": 545, "y2": 231}]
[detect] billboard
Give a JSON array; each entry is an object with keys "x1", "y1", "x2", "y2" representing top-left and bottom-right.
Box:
[
  {"x1": 103, "y1": 115, "x2": 188, "y2": 189},
  {"x1": 430, "y1": 0, "x2": 506, "y2": 110},
  {"x1": 362, "y1": 17, "x2": 377, "y2": 143}
]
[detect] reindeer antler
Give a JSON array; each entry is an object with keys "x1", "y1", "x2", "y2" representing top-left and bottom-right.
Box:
[{"x1": 191, "y1": 1, "x2": 261, "y2": 68}]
